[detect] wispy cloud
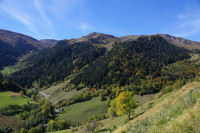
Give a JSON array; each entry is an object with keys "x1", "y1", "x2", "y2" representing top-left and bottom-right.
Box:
[
  {"x1": 0, "y1": 0, "x2": 55, "y2": 38},
  {"x1": 168, "y1": 4, "x2": 200, "y2": 38},
  {"x1": 46, "y1": 0, "x2": 81, "y2": 18},
  {"x1": 173, "y1": 16, "x2": 200, "y2": 37},
  {"x1": 166, "y1": 0, "x2": 200, "y2": 38},
  {"x1": 34, "y1": 0, "x2": 55, "y2": 35},
  {"x1": 177, "y1": 14, "x2": 188, "y2": 19},
  {"x1": 0, "y1": 1, "x2": 38, "y2": 34}
]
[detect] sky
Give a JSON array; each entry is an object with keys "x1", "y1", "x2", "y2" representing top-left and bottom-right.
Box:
[{"x1": 0, "y1": 0, "x2": 200, "y2": 41}]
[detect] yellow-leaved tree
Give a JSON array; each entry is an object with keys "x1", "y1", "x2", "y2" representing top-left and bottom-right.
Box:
[{"x1": 114, "y1": 91, "x2": 138, "y2": 120}]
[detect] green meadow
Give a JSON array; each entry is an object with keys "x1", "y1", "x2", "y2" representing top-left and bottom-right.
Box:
[
  {"x1": 57, "y1": 97, "x2": 107, "y2": 123},
  {"x1": 0, "y1": 92, "x2": 29, "y2": 108}
]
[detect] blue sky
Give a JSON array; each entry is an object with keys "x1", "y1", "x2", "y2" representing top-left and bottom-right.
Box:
[{"x1": 0, "y1": 0, "x2": 200, "y2": 41}]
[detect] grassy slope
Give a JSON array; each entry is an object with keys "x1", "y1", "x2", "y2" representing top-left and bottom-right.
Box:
[
  {"x1": 0, "y1": 92, "x2": 29, "y2": 108},
  {"x1": 57, "y1": 98, "x2": 107, "y2": 123},
  {"x1": 42, "y1": 83, "x2": 84, "y2": 105},
  {"x1": 52, "y1": 115, "x2": 128, "y2": 133},
  {"x1": 52, "y1": 94, "x2": 155, "y2": 133},
  {"x1": 51, "y1": 82, "x2": 200, "y2": 133},
  {"x1": 114, "y1": 81, "x2": 200, "y2": 133}
]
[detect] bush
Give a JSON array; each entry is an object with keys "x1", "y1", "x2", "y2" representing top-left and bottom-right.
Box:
[
  {"x1": 162, "y1": 85, "x2": 173, "y2": 94},
  {"x1": 162, "y1": 79, "x2": 185, "y2": 94},
  {"x1": 47, "y1": 120, "x2": 55, "y2": 132},
  {"x1": 0, "y1": 126, "x2": 12, "y2": 133},
  {"x1": 20, "y1": 128, "x2": 27, "y2": 133},
  {"x1": 56, "y1": 120, "x2": 66, "y2": 130},
  {"x1": 98, "y1": 93, "x2": 105, "y2": 101}
]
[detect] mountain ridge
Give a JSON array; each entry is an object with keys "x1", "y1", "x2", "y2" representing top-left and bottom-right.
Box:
[
  {"x1": 158, "y1": 34, "x2": 200, "y2": 50},
  {"x1": 70, "y1": 32, "x2": 200, "y2": 50},
  {"x1": 1, "y1": 28, "x2": 200, "y2": 50},
  {"x1": 1, "y1": 28, "x2": 200, "y2": 71},
  {"x1": 0, "y1": 29, "x2": 57, "y2": 69}
]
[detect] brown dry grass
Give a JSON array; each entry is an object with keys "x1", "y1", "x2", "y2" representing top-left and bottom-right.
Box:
[
  {"x1": 0, "y1": 116, "x2": 24, "y2": 130},
  {"x1": 7, "y1": 91, "x2": 20, "y2": 97},
  {"x1": 162, "y1": 100, "x2": 200, "y2": 133}
]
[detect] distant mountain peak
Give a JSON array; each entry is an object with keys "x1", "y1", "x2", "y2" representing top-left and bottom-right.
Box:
[
  {"x1": 39, "y1": 39, "x2": 58, "y2": 47},
  {"x1": 157, "y1": 34, "x2": 200, "y2": 50},
  {"x1": 84, "y1": 32, "x2": 117, "y2": 38},
  {"x1": 74, "y1": 32, "x2": 118, "y2": 47}
]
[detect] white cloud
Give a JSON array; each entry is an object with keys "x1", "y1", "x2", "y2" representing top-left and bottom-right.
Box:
[
  {"x1": 79, "y1": 22, "x2": 92, "y2": 33},
  {"x1": 80, "y1": 23, "x2": 87, "y2": 32}
]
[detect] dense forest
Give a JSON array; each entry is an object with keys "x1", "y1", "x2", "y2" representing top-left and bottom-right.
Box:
[
  {"x1": 71, "y1": 36, "x2": 190, "y2": 94},
  {"x1": 0, "y1": 73, "x2": 21, "y2": 92},
  {"x1": 10, "y1": 40, "x2": 106, "y2": 88},
  {"x1": 9, "y1": 36, "x2": 192, "y2": 95}
]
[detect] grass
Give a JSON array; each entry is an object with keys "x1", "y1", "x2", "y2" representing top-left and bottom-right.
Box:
[
  {"x1": 1, "y1": 66, "x2": 17, "y2": 75},
  {"x1": 50, "y1": 128, "x2": 81, "y2": 133},
  {"x1": 113, "y1": 81, "x2": 200, "y2": 133},
  {"x1": 162, "y1": 100, "x2": 200, "y2": 133},
  {"x1": 51, "y1": 82, "x2": 200, "y2": 133},
  {"x1": 0, "y1": 91, "x2": 29, "y2": 108},
  {"x1": 44, "y1": 87, "x2": 84, "y2": 105},
  {"x1": 51, "y1": 90, "x2": 156, "y2": 133},
  {"x1": 52, "y1": 115, "x2": 127, "y2": 133},
  {"x1": 0, "y1": 115, "x2": 24, "y2": 131},
  {"x1": 51, "y1": 81, "x2": 200, "y2": 133},
  {"x1": 96, "y1": 115, "x2": 128, "y2": 132},
  {"x1": 57, "y1": 97, "x2": 107, "y2": 123}
]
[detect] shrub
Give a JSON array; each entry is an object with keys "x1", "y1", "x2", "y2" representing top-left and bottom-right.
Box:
[{"x1": 47, "y1": 120, "x2": 55, "y2": 132}]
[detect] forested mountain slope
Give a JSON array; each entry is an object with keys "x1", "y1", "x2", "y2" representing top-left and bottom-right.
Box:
[
  {"x1": 10, "y1": 35, "x2": 190, "y2": 94},
  {"x1": 0, "y1": 29, "x2": 56, "y2": 69},
  {"x1": 71, "y1": 36, "x2": 190, "y2": 94},
  {"x1": 10, "y1": 40, "x2": 106, "y2": 88}
]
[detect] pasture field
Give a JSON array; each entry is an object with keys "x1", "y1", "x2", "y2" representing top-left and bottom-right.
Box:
[
  {"x1": 57, "y1": 97, "x2": 107, "y2": 123},
  {"x1": 0, "y1": 91, "x2": 29, "y2": 108}
]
